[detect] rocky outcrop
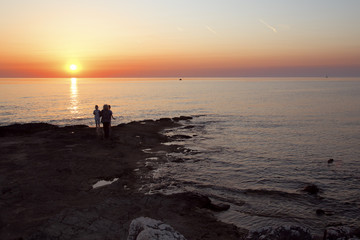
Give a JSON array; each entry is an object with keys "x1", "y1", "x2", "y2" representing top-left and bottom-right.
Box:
[
  {"x1": 62, "y1": 124, "x2": 89, "y2": 129},
  {"x1": 324, "y1": 226, "x2": 360, "y2": 240},
  {"x1": 0, "y1": 123, "x2": 58, "y2": 136},
  {"x1": 327, "y1": 158, "x2": 334, "y2": 164},
  {"x1": 168, "y1": 192, "x2": 230, "y2": 212},
  {"x1": 303, "y1": 184, "x2": 320, "y2": 194},
  {"x1": 172, "y1": 116, "x2": 193, "y2": 122},
  {"x1": 157, "y1": 118, "x2": 173, "y2": 123},
  {"x1": 246, "y1": 225, "x2": 360, "y2": 240},
  {"x1": 316, "y1": 209, "x2": 325, "y2": 215},
  {"x1": 127, "y1": 217, "x2": 186, "y2": 240},
  {"x1": 170, "y1": 134, "x2": 192, "y2": 140},
  {"x1": 1, "y1": 118, "x2": 247, "y2": 240},
  {"x1": 26, "y1": 207, "x2": 123, "y2": 240},
  {"x1": 246, "y1": 226, "x2": 312, "y2": 240}
]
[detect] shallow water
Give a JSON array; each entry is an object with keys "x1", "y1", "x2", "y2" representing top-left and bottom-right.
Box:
[
  {"x1": 1, "y1": 77, "x2": 360, "y2": 234},
  {"x1": 159, "y1": 115, "x2": 360, "y2": 234}
]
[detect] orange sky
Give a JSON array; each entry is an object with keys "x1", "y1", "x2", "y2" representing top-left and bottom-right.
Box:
[{"x1": 1, "y1": 1, "x2": 360, "y2": 77}]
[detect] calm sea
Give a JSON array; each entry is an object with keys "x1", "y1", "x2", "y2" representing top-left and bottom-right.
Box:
[{"x1": 1, "y1": 77, "x2": 360, "y2": 234}]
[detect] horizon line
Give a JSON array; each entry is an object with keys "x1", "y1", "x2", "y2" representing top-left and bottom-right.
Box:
[{"x1": 1, "y1": 76, "x2": 360, "y2": 79}]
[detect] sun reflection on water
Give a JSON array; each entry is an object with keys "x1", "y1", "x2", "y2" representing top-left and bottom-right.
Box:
[{"x1": 69, "y1": 78, "x2": 78, "y2": 113}]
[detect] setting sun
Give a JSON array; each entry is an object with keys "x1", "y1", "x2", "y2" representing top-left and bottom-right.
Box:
[{"x1": 70, "y1": 64, "x2": 77, "y2": 71}]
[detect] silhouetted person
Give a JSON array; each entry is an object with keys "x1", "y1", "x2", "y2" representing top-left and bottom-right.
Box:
[
  {"x1": 108, "y1": 105, "x2": 116, "y2": 120},
  {"x1": 93, "y1": 105, "x2": 101, "y2": 136},
  {"x1": 101, "y1": 104, "x2": 113, "y2": 139},
  {"x1": 108, "y1": 105, "x2": 116, "y2": 136},
  {"x1": 93, "y1": 105, "x2": 101, "y2": 126}
]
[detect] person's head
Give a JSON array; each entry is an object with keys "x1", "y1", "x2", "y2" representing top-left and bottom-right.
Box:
[
  {"x1": 103, "y1": 104, "x2": 109, "y2": 110},
  {"x1": 95, "y1": 105, "x2": 98, "y2": 110},
  {"x1": 109, "y1": 105, "x2": 111, "y2": 109}
]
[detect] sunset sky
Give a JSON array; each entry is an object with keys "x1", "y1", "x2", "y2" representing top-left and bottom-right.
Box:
[{"x1": 1, "y1": 0, "x2": 360, "y2": 78}]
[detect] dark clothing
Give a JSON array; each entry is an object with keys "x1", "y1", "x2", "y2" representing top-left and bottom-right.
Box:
[
  {"x1": 103, "y1": 122, "x2": 111, "y2": 138},
  {"x1": 101, "y1": 110, "x2": 113, "y2": 123},
  {"x1": 100, "y1": 109, "x2": 112, "y2": 138}
]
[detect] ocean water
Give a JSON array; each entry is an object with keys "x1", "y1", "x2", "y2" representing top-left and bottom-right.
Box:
[{"x1": 1, "y1": 77, "x2": 360, "y2": 234}]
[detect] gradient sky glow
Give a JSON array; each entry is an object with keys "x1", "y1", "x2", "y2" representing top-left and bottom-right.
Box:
[{"x1": 1, "y1": 0, "x2": 360, "y2": 77}]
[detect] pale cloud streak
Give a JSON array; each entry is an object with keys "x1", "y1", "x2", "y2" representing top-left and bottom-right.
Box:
[
  {"x1": 259, "y1": 19, "x2": 277, "y2": 33},
  {"x1": 206, "y1": 25, "x2": 217, "y2": 34}
]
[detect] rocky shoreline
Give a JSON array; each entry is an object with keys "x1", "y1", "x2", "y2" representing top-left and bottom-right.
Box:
[
  {"x1": 1, "y1": 117, "x2": 359, "y2": 240},
  {"x1": 0, "y1": 117, "x2": 247, "y2": 240}
]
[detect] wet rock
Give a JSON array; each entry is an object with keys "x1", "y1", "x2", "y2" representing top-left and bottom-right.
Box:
[
  {"x1": 172, "y1": 116, "x2": 193, "y2": 122},
  {"x1": 171, "y1": 158, "x2": 185, "y2": 163},
  {"x1": 324, "y1": 226, "x2": 360, "y2": 240},
  {"x1": 208, "y1": 202, "x2": 230, "y2": 212},
  {"x1": 316, "y1": 209, "x2": 325, "y2": 215},
  {"x1": 171, "y1": 134, "x2": 192, "y2": 140},
  {"x1": 145, "y1": 161, "x2": 156, "y2": 170},
  {"x1": 158, "y1": 118, "x2": 173, "y2": 122},
  {"x1": 353, "y1": 227, "x2": 360, "y2": 237},
  {"x1": 179, "y1": 116, "x2": 193, "y2": 120},
  {"x1": 127, "y1": 217, "x2": 186, "y2": 240},
  {"x1": 139, "y1": 119, "x2": 155, "y2": 125},
  {"x1": 126, "y1": 121, "x2": 140, "y2": 126},
  {"x1": 303, "y1": 184, "x2": 320, "y2": 194},
  {"x1": 328, "y1": 158, "x2": 334, "y2": 163},
  {"x1": 325, "y1": 211, "x2": 334, "y2": 216},
  {"x1": 169, "y1": 192, "x2": 230, "y2": 212},
  {"x1": 246, "y1": 226, "x2": 312, "y2": 240}
]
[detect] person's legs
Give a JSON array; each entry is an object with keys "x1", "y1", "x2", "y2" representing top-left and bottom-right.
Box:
[
  {"x1": 95, "y1": 120, "x2": 101, "y2": 136},
  {"x1": 103, "y1": 122, "x2": 110, "y2": 138}
]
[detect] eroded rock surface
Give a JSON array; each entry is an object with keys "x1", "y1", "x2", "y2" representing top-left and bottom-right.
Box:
[
  {"x1": 127, "y1": 217, "x2": 186, "y2": 240},
  {"x1": 246, "y1": 226, "x2": 312, "y2": 240}
]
